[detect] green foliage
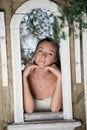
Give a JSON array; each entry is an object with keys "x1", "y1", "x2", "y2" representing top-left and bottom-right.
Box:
[
  {"x1": 20, "y1": 8, "x2": 66, "y2": 44},
  {"x1": 21, "y1": 9, "x2": 54, "y2": 39},
  {"x1": 58, "y1": 0, "x2": 87, "y2": 28},
  {"x1": 69, "y1": 0, "x2": 87, "y2": 14}
]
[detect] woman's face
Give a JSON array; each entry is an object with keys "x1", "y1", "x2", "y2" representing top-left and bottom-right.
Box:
[{"x1": 34, "y1": 41, "x2": 57, "y2": 68}]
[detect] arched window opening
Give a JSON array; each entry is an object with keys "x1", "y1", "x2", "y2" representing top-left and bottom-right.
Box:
[
  {"x1": 20, "y1": 8, "x2": 63, "y2": 118},
  {"x1": 10, "y1": 0, "x2": 73, "y2": 123}
]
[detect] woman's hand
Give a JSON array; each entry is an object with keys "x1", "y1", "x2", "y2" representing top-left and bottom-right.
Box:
[
  {"x1": 44, "y1": 64, "x2": 61, "y2": 79},
  {"x1": 23, "y1": 63, "x2": 38, "y2": 78}
]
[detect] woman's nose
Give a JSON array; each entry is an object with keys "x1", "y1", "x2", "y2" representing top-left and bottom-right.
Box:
[{"x1": 42, "y1": 52, "x2": 47, "y2": 58}]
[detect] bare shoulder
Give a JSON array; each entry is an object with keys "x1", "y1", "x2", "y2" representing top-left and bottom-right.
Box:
[{"x1": 50, "y1": 64, "x2": 60, "y2": 71}]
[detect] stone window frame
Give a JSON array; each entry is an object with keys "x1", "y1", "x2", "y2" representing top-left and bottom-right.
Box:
[
  {"x1": 0, "y1": 12, "x2": 8, "y2": 87},
  {"x1": 10, "y1": 0, "x2": 73, "y2": 123}
]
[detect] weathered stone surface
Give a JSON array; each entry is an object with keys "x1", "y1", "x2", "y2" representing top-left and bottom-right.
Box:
[
  {"x1": 7, "y1": 119, "x2": 81, "y2": 130},
  {"x1": 24, "y1": 111, "x2": 63, "y2": 121}
]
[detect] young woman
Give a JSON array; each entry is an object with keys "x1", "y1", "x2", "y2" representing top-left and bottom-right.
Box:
[{"x1": 22, "y1": 37, "x2": 62, "y2": 114}]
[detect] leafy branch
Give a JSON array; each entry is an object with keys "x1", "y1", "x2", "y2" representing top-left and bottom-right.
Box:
[{"x1": 58, "y1": 0, "x2": 87, "y2": 28}]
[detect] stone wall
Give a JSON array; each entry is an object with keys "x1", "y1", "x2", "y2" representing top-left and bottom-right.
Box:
[
  {"x1": 0, "y1": 0, "x2": 26, "y2": 129},
  {"x1": 69, "y1": 25, "x2": 86, "y2": 130}
]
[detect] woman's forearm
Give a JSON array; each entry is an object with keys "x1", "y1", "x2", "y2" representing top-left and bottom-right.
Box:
[
  {"x1": 51, "y1": 78, "x2": 62, "y2": 112},
  {"x1": 23, "y1": 76, "x2": 35, "y2": 114}
]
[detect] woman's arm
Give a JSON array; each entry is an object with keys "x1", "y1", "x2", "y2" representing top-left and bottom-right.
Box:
[
  {"x1": 45, "y1": 65, "x2": 62, "y2": 112},
  {"x1": 51, "y1": 74, "x2": 62, "y2": 112},
  {"x1": 22, "y1": 64, "x2": 37, "y2": 114}
]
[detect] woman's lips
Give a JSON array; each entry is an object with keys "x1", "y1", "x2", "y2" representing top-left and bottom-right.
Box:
[{"x1": 39, "y1": 60, "x2": 45, "y2": 64}]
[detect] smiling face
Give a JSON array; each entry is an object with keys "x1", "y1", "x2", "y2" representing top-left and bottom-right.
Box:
[{"x1": 34, "y1": 41, "x2": 57, "y2": 68}]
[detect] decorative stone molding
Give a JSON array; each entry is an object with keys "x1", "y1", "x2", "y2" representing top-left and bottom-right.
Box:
[
  {"x1": 7, "y1": 119, "x2": 81, "y2": 130},
  {"x1": 74, "y1": 22, "x2": 81, "y2": 83},
  {"x1": 82, "y1": 16, "x2": 87, "y2": 126},
  {"x1": 0, "y1": 11, "x2": 8, "y2": 86}
]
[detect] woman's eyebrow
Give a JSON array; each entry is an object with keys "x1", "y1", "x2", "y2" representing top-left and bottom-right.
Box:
[
  {"x1": 37, "y1": 47, "x2": 43, "y2": 49},
  {"x1": 49, "y1": 49, "x2": 56, "y2": 54},
  {"x1": 37, "y1": 47, "x2": 56, "y2": 54}
]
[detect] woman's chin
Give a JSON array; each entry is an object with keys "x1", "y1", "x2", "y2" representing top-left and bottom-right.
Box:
[{"x1": 38, "y1": 65, "x2": 45, "y2": 69}]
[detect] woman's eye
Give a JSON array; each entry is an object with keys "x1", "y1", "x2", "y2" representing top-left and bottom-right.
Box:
[
  {"x1": 38, "y1": 50, "x2": 43, "y2": 52},
  {"x1": 48, "y1": 53, "x2": 53, "y2": 56}
]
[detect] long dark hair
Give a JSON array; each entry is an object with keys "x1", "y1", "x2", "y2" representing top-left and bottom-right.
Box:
[{"x1": 35, "y1": 37, "x2": 61, "y2": 70}]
